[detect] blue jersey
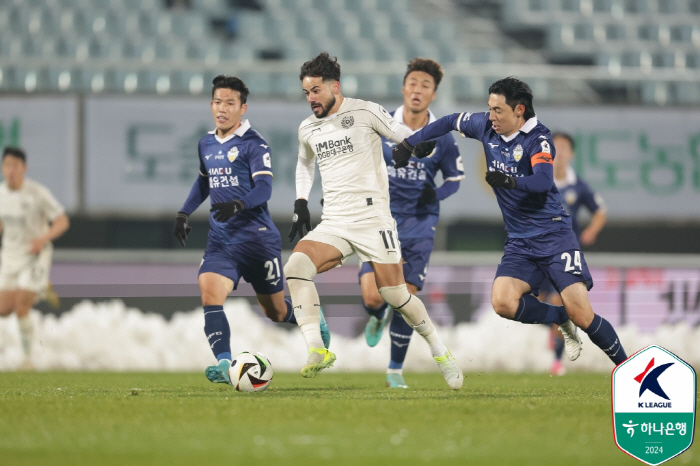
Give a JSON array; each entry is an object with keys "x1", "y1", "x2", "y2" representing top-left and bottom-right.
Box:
[
  {"x1": 384, "y1": 108, "x2": 463, "y2": 239},
  {"x1": 198, "y1": 120, "x2": 278, "y2": 244},
  {"x1": 556, "y1": 167, "x2": 605, "y2": 237},
  {"x1": 408, "y1": 112, "x2": 571, "y2": 239}
]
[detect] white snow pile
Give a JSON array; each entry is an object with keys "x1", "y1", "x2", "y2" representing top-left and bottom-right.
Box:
[{"x1": 1, "y1": 299, "x2": 699, "y2": 372}]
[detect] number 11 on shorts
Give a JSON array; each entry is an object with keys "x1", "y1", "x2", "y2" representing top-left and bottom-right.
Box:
[{"x1": 379, "y1": 230, "x2": 396, "y2": 251}]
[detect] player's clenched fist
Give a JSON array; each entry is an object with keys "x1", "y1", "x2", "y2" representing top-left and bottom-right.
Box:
[
  {"x1": 173, "y1": 212, "x2": 192, "y2": 247},
  {"x1": 288, "y1": 199, "x2": 311, "y2": 242},
  {"x1": 392, "y1": 140, "x2": 437, "y2": 168},
  {"x1": 485, "y1": 170, "x2": 517, "y2": 189},
  {"x1": 210, "y1": 200, "x2": 245, "y2": 222}
]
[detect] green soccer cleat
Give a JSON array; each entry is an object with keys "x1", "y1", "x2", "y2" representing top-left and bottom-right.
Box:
[
  {"x1": 319, "y1": 307, "x2": 331, "y2": 349},
  {"x1": 364, "y1": 307, "x2": 391, "y2": 347},
  {"x1": 205, "y1": 359, "x2": 232, "y2": 384},
  {"x1": 386, "y1": 373, "x2": 408, "y2": 389},
  {"x1": 301, "y1": 348, "x2": 336, "y2": 378}
]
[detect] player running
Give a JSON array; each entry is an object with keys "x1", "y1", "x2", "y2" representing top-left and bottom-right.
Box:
[
  {"x1": 393, "y1": 77, "x2": 627, "y2": 367},
  {"x1": 284, "y1": 52, "x2": 463, "y2": 389},
  {"x1": 174, "y1": 75, "x2": 329, "y2": 385},
  {"x1": 358, "y1": 58, "x2": 463, "y2": 389},
  {"x1": 0, "y1": 147, "x2": 70, "y2": 369},
  {"x1": 541, "y1": 132, "x2": 607, "y2": 375}
]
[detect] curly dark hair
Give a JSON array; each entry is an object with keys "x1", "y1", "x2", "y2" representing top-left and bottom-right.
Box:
[
  {"x1": 404, "y1": 57, "x2": 443, "y2": 90},
  {"x1": 211, "y1": 75, "x2": 249, "y2": 104},
  {"x1": 299, "y1": 52, "x2": 341, "y2": 82},
  {"x1": 552, "y1": 132, "x2": 575, "y2": 151},
  {"x1": 488, "y1": 77, "x2": 535, "y2": 120},
  {"x1": 2, "y1": 146, "x2": 26, "y2": 162}
]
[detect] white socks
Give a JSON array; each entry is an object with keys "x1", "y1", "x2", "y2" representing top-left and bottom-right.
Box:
[
  {"x1": 379, "y1": 284, "x2": 447, "y2": 358},
  {"x1": 18, "y1": 314, "x2": 33, "y2": 358},
  {"x1": 284, "y1": 252, "x2": 324, "y2": 351}
]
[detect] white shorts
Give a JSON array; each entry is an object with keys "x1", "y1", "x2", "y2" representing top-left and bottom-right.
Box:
[
  {"x1": 301, "y1": 216, "x2": 402, "y2": 264},
  {"x1": 0, "y1": 249, "x2": 52, "y2": 295}
]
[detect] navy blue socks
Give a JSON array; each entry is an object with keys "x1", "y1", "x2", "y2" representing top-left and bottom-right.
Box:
[
  {"x1": 584, "y1": 314, "x2": 627, "y2": 365},
  {"x1": 513, "y1": 294, "x2": 570, "y2": 325},
  {"x1": 553, "y1": 334, "x2": 565, "y2": 361},
  {"x1": 282, "y1": 298, "x2": 297, "y2": 324},
  {"x1": 203, "y1": 305, "x2": 231, "y2": 361},
  {"x1": 388, "y1": 311, "x2": 413, "y2": 370},
  {"x1": 362, "y1": 300, "x2": 388, "y2": 320}
]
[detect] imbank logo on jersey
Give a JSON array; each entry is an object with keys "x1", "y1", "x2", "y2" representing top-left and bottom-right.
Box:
[
  {"x1": 315, "y1": 137, "x2": 354, "y2": 160},
  {"x1": 612, "y1": 345, "x2": 696, "y2": 465}
]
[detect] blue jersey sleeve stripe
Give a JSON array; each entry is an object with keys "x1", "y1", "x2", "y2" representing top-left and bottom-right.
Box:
[
  {"x1": 444, "y1": 175, "x2": 466, "y2": 182},
  {"x1": 199, "y1": 171, "x2": 208, "y2": 177},
  {"x1": 252, "y1": 171, "x2": 273, "y2": 178}
]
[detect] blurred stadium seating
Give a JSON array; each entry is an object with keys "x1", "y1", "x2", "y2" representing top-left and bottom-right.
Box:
[{"x1": 0, "y1": 0, "x2": 698, "y2": 103}]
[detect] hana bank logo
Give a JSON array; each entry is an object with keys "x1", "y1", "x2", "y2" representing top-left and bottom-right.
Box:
[{"x1": 635, "y1": 358, "x2": 674, "y2": 408}]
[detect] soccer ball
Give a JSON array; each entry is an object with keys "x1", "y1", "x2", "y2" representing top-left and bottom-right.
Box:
[{"x1": 229, "y1": 352, "x2": 273, "y2": 392}]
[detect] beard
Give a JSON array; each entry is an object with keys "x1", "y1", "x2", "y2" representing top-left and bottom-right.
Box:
[{"x1": 313, "y1": 95, "x2": 336, "y2": 118}]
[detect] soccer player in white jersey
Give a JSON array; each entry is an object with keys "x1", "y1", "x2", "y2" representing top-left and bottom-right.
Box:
[
  {"x1": 0, "y1": 147, "x2": 70, "y2": 369},
  {"x1": 283, "y1": 52, "x2": 463, "y2": 389}
]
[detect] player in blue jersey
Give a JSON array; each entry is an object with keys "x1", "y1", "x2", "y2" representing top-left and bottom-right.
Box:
[
  {"x1": 357, "y1": 58, "x2": 464, "y2": 388},
  {"x1": 393, "y1": 77, "x2": 627, "y2": 366},
  {"x1": 173, "y1": 75, "x2": 329, "y2": 385},
  {"x1": 541, "y1": 132, "x2": 607, "y2": 375}
]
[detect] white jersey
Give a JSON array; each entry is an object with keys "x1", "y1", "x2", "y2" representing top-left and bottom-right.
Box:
[
  {"x1": 297, "y1": 97, "x2": 412, "y2": 222},
  {"x1": 0, "y1": 178, "x2": 64, "y2": 273}
]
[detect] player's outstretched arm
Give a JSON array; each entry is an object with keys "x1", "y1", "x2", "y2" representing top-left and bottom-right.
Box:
[
  {"x1": 288, "y1": 199, "x2": 311, "y2": 242},
  {"x1": 405, "y1": 113, "x2": 462, "y2": 147},
  {"x1": 485, "y1": 158, "x2": 554, "y2": 192}
]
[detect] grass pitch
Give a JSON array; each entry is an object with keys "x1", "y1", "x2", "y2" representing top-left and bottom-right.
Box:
[{"x1": 0, "y1": 371, "x2": 696, "y2": 466}]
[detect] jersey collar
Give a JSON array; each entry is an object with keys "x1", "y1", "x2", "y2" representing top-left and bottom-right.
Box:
[
  {"x1": 208, "y1": 119, "x2": 251, "y2": 143},
  {"x1": 393, "y1": 105, "x2": 436, "y2": 132},
  {"x1": 499, "y1": 115, "x2": 538, "y2": 142}
]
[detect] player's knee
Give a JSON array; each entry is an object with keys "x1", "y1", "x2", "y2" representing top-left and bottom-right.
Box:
[
  {"x1": 362, "y1": 292, "x2": 384, "y2": 310},
  {"x1": 491, "y1": 294, "x2": 518, "y2": 319},
  {"x1": 378, "y1": 284, "x2": 411, "y2": 309},
  {"x1": 284, "y1": 252, "x2": 317, "y2": 282}
]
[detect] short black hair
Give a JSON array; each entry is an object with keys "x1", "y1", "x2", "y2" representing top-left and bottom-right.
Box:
[
  {"x1": 488, "y1": 77, "x2": 535, "y2": 120},
  {"x1": 404, "y1": 58, "x2": 443, "y2": 90},
  {"x1": 211, "y1": 75, "x2": 249, "y2": 104},
  {"x1": 2, "y1": 147, "x2": 26, "y2": 163},
  {"x1": 552, "y1": 132, "x2": 575, "y2": 151},
  {"x1": 299, "y1": 52, "x2": 341, "y2": 82}
]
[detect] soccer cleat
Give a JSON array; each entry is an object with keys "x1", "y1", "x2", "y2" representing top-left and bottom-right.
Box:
[
  {"x1": 551, "y1": 360, "x2": 567, "y2": 376},
  {"x1": 434, "y1": 349, "x2": 463, "y2": 390},
  {"x1": 205, "y1": 359, "x2": 232, "y2": 384},
  {"x1": 45, "y1": 281, "x2": 60, "y2": 309},
  {"x1": 301, "y1": 348, "x2": 336, "y2": 378},
  {"x1": 364, "y1": 307, "x2": 391, "y2": 347},
  {"x1": 386, "y1": 373, "x2": 408, "y2": 389},
  {"x1": 319, "y1": 307, "x2": 331, "y2": 349},
  {"x1": 558, "y1": 319, "x2": 583, "y2": 361}
]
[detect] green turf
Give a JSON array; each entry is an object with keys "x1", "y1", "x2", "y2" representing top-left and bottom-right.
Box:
[{"x1": 0, "y1": 371, "x2": 696, "y2": 466}]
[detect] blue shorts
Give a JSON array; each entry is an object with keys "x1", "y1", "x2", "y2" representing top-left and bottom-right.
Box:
[
  {"x1": 495, "y1": 229, "x2": 593, "y2": 296},
  {"x1": 199, "y1": 238, "x2": 284, "y2": 295},
  {"x1": 359, "y1": 237, "x2": 434, "y2": 291}
]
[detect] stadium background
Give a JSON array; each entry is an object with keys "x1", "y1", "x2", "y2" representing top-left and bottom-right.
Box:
[{"x1": 0, "y1": 0, "x2": 699, "y2": 372}]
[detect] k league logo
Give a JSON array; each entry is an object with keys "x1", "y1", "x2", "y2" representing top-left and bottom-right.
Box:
[{"x1": 612, "y1": 345, "x2": 696, "y2": 465}]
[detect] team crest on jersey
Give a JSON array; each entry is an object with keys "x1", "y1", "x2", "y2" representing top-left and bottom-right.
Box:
[
  {"x1": 513, "y1": 144, "x2": 523, "y2": 162},
  {"x1": 227, "y1": 146, "x2": 239, "y2": 163},
  {"x1": 341, "y1": 116, "x2": 354, "y2": 129}
]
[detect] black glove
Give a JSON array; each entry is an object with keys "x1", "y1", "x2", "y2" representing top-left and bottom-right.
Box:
[
  {"x1": 288, "y1": 199, "x2": 311, "y2": 242},
  {"x1": 413, "y1": 140, "x2": 437, "y2": 159},
  {"x1": 392, "y1": 140, "x2": 437, "y2": 168},
  {"x1": 485, "y1": 171, "x2": 517, "y2": 189},
  {"x1": 418, "y1": 183, "x2": 437, "y2": 206},
  {"x1": 173, "y1": 212, "x2": 192, "y2": 247},
  {"x1": 392, "y1": 140, "x2": 414, "y2": 168},
  {"x1": 210, "y1": 200, "x2": 245, "y2": 222}
]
